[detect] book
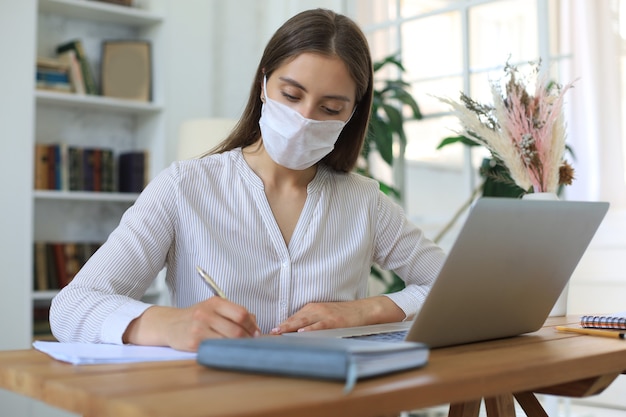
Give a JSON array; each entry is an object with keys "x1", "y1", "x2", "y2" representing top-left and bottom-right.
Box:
[
  {"x1": 52, "y1": 243, "x2": 69, "y2": 288},
  {"x1": 100, "y1": 148, "x2": 115, "y2": 192},
  {"x1": 39, "y1": 144, "x2": 67, "y2": 190},
  {"x1": 47, "y1": 145, "x2": 56, "y2": 189},
  {"x1": 35, "y1": 58, "x2": 72, "y2": 93},
  {"x1": 197, "y1": 336, "x2": 429, "y2": 393},
  {"x1": 67, "y1": 146, "x2": 83, "y2": 191},
  {"x1": 118, "y1": 151, "x2": 148, "y2": 193},
  {"x1": 33, "y1": 306, "x2": 52, "y2": 336},
  {"x1": 82, "y1": 148, "x2": 97, "y2": 191},
  {"x1": 36, "y1": 80, "x2": 72, "y2": 93},
  {"x1": 64, "y1": 243, "x2": 81, "y2": 284},
  {"x1": 45, "y1": 243, "x2": 58, "y2": 289},
  {"x1": 32, "y1": 241, "x2": 103, "y2": 291},
  {"x1": 33, "y1": 242, "x2": 48, "y2": 291},
  {"x1": 36, "y1": 56, "x2": 69, "y2": 72},
  {"x1": 56, "y1": 40, "x2": 98, "y2": 95},
  {"x1": 101, "y1": 40, "x2": 152, "y2": 102},
  {"x1": 581, "y1": 312, "x2": 626, "y2": 330},
  {"x1": 36, "y1": 69, "x2": 70, "y2": 84},
  {"x1": 57, "y1": 49, "x2": 86, "y2": 95},
  {"x1": 34, "y1": 144, "x2": 50, "y2": 190}
]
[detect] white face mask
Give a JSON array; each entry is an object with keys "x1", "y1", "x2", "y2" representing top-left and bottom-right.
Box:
[{"x1": 259, "y1": 76, "x2": 352, "y2": 170}]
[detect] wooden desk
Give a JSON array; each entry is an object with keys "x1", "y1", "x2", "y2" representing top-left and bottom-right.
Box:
[{"x1": 1, "y1": 316, "x2": 626, "y2": 417}]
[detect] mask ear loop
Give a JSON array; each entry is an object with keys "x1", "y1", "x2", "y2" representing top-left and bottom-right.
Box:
[
  {"x1": 345, "y1": 105, "x2": 357, "y2": 125},
  {"x1": 262, "y1": 75, "x2": 269, "y2": 102}
]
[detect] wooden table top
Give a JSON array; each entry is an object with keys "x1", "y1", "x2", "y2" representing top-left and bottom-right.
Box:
[{"x1": 2, "y1": 316, "x2": 626, "y2": 417}]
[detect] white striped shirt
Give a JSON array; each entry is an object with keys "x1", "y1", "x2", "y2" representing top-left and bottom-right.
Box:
[{"x1": 50, "y1": 148, "x2": 445, "y2": 344}]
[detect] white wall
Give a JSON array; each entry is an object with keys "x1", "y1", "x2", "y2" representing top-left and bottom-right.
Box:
[
  {"x1": 163, "y1": 0, "x2": 349, "y2": 166},
  {"x1": 0, "y1": 0, "x2": 36, "y2": 352},
  {"x1": 0, "y1": 1, "x2": 64, "y2": 415}
]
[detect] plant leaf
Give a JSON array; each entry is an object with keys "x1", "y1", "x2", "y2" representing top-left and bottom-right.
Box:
[
  {"x1": 381, "y1": 103, "x2": 406, "y2": 147},
  {"x1": 394, "y1": 89, "x2": 422, "y2": 119},
  {"x1": 378, "y1": 181, "x2": 400, "y2": 199},
  {"x1": 373, "y1": 53, "x2": 405, "y2": 72},
  {"x1": 436, "y1": 135, "x2": 481, "y2": 149}
]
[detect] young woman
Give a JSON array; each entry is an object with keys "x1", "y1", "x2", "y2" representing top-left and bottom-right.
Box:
[{"x1": 50, "y1": 8, "x2": 445, "y2": 352}]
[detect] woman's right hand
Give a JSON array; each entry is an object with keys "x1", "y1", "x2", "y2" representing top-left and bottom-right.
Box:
[{"x1": 123, "y1": 298, "x2": 260, "y2": 352}]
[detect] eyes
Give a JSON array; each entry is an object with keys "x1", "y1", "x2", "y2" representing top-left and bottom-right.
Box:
[{"x1": 280, "y1": 91, "x2": 344, "y2": 116}]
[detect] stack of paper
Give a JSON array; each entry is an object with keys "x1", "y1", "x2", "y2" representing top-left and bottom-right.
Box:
[{"x1": 33, "y1": 341, "x2": 196, "y2": 365}]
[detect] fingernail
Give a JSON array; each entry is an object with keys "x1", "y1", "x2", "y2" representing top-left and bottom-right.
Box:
[
  {"x1": 254, "y1": 330, "x2": 261, "y2": 337},
  {"x1": 271, "y1": 327, "x2": 281, "y2": 334}
]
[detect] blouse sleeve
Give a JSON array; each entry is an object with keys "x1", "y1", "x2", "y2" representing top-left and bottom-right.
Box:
[
  {"x1": 49, "y1": 164, "x2": 180, "y2": 344},
  {"x1": 373, "y1": 191, "x2": 446, "y2": 320}
]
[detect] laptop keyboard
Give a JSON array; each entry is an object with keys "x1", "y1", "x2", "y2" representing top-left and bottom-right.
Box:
[{"x1": 345, "y1": 330, "x2": 408, "y2": 343}]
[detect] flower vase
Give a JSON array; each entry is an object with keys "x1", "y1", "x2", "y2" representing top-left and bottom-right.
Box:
[
  {"x1": 522, "y1": 191, "x2": 568, "y2": 316},
  {"x1": 522, "y1": 192, "x2": 559, "y2": 201}
]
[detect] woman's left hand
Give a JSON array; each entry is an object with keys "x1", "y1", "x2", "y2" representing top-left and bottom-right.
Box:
[{"x1": 270, "y1": 296, "x2": 405, "y2": 334}]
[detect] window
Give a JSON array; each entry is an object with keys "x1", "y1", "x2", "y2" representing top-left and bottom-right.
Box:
[{"x1": 352, "y1": 0, "x2": 569, "y2": 244}]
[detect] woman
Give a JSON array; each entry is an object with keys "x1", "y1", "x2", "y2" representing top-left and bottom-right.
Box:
[{"x1": 50, "y1": 8, "x2": 445, "y2": 352}]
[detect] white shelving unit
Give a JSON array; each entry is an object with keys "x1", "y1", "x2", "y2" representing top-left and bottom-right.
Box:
[
  {"x1": 31, "y1": 0, "x2": 167, "y2": 338},
  {"x1": 36, "y1": 89, "x2": 163, "y2": 113}
]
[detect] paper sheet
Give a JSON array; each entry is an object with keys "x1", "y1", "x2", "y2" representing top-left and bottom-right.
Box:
[{"x1": 33, "y1": 341, "x2": 197, "y2": 365}]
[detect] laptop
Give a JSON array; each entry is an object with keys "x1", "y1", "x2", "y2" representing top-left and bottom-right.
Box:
[{"x1": 289, "y1": 197, "x2": 609, "y2": 348}]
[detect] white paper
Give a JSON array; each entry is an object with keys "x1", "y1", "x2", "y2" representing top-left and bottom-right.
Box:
[{"x1": 33, "y1": 341, "x2": 197, "y2": 365}]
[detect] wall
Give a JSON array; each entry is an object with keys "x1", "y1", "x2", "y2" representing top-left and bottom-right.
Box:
[
  {"x1": 163, "y1": 0, "x2": 349, "y2": 166},
  {"x1": 567, "y1": 209, "x2": 626, "y2": 409},
  {"x1": 0, "y1": 0, "x2": 35, "y2": 354}
]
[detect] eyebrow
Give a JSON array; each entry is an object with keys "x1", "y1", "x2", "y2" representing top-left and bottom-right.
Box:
[{"x1": 278, "y1": 76, "x2": 352, "y2": 103}]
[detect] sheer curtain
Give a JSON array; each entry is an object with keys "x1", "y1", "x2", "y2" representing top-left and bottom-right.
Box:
[{"x1": 564, "y1": 0, "x2": 626, "y2": 208}]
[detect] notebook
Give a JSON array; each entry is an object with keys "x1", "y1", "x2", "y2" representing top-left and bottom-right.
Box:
[
  {"x1": 289, "y1": 197, "x2": 609, "y2": 348},
  {"x1": 197, "y1": 336, "x2": 428, "y2": 393},
  {"x1": 580, "y1": 311, "x2": 626, "y2": 330}
]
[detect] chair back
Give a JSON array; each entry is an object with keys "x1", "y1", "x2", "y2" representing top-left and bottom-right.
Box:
[{"x1": 177, "y1": 118, "x2": 237, "y2": 160}]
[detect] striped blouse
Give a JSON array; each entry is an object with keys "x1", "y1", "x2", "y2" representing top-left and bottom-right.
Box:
[{"x1": 50, "y1": 148, "x2": 446, "y2": 344}]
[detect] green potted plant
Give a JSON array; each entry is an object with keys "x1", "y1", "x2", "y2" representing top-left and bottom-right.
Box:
[{"x1": 358, "y1": 53, "x2": 422, "y2": 293}]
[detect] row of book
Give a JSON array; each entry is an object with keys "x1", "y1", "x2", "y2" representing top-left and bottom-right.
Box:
[
  {"x1": 34, "y1": 144, "x2": 149, "y2": 193},
  {"x1": 33, "y1": 241, "x2": 102, "y2": 292},
  {"x1": 36, "y1": 39, "x2": 97, "y2": 95}
]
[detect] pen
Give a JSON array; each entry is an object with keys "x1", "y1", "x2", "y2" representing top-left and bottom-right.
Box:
[
  {"x1": 555, "y1": 326, "x2": 625, "y2": 339},
  {"x1": 196, "y1": 265, "x2": 228, "y2": 300}
]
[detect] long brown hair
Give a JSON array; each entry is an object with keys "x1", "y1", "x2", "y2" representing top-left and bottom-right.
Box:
[{"x1": 211, "y1": 8, "x2": 373, "y2": 173}]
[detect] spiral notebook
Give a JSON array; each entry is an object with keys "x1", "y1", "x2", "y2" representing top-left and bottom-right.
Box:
[
  {"x1": 290, "y1": 197, "x2": 609, "y2": 348},
  {"x1": 581, "y1": 311, "x2": 626, "y2": 330}
]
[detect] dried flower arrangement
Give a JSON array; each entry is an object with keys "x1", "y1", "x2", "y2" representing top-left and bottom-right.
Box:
[{"x1": 438, "y1": 61, "x2": 575, "y2": 194}]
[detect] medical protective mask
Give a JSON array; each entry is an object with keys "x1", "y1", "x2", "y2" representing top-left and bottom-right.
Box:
[{"x1": 259, "y1": 76, "x2": 352, "y2": 170}]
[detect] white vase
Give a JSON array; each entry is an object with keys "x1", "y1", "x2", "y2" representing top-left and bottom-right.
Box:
[
  {"x1": 521, "y1": 191, "x2": 568, "y2": 316},
  {"x1": 522, "y1": 192, "x2": 559, "y2": 201}
]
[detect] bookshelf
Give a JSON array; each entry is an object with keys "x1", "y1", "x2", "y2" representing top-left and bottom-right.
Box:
[
  {"x1": 30, "y1": 0, "x2": 167, "y2": 340},
  {"x1": 36, "y1": 89, "x2": 164, "y2": 113}
]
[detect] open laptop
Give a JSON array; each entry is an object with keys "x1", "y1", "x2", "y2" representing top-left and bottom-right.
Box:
[{"x1": 289, "y1": 197, "x2": 609, "y2": 348}]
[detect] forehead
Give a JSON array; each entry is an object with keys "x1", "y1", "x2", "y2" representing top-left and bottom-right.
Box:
[{"x1": 272, "y1": 53, "x2": 357, "y2": 100}]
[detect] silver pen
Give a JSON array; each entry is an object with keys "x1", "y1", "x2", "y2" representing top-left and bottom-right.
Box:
[{"x1": 196, "y1": 265, "x2": 228, "y2": 300}]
